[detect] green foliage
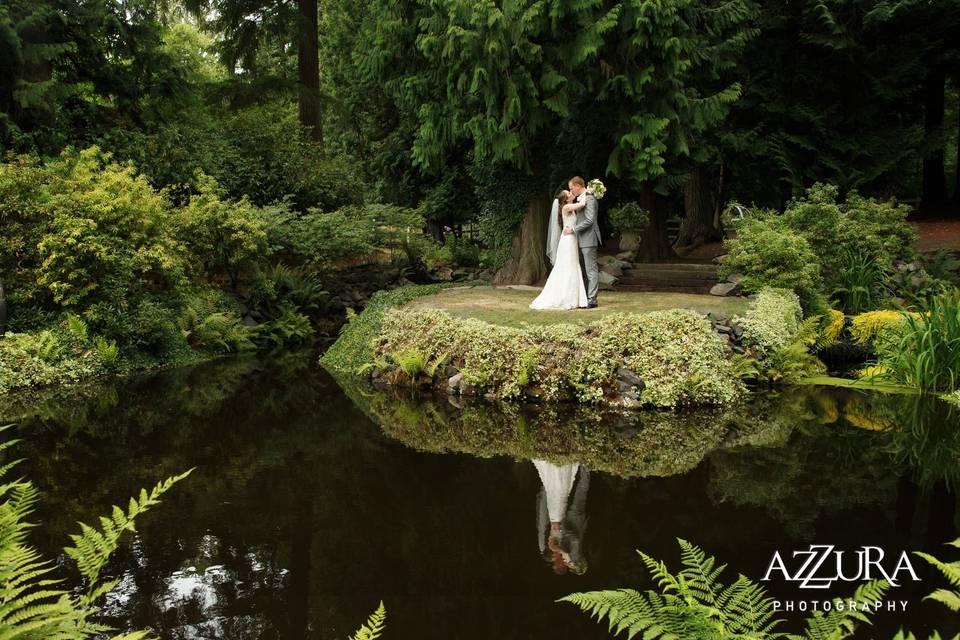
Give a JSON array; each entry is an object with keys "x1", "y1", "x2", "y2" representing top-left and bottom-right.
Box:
[
  {"x1": 734, "y1": 290, "x2": 824, "y2": 384},
  {"x1": 914, "y1": 539, "x2": 960, "y2": 613},
  {"x1": 170, "y1": 173, "x2": 273, "y2": 288},
  {"x1": 562, "y1": 538, "x2": 891, "y2": 640},
  {"x1": 872, "y1": 290, "x2": 960, "y2": 392},
  {"x1": 832, "y1": 248, "x2": 890, "y2": 313},
  {"x1": 254, "y1": 308, "x2": 313, "y2": 348},
  {"x1": 320, "y1": 284, "x2": 446, "y2": 374},
  {"x1": 276, "y1": 204, "x2": 425, "y2": 268},
  {"x1": 422, "y1": 236, "x2": 481, "y2": 269},
  {"x1": 0, "y1": 330, "x2": 105, "y2": 393},
  {"x1": 0, "y1": 432, "x2": 190, "y2": 639},
  {"x1": 249, "y1": 264, "x2": 329, "y2": 320},
  {"x1": 720, "y1": 212, "x2": 825, "y2": 314},
  {"x1": 179, "y1": 309, "x2": 255, "y2": 354},
  {"x1": 394, "y1": 348, "x2": 428, "y2": 380},
  {"x1": 350, "y1": 601, "x2": 386, "y2": 640},
  {"x1": 736, "y1": 289, "x2": 804, "y2": 356},
  {"x1": 722, "y1": 185, "x2": 916, "y2": 313},
  {"x1": 371, "y1": 305, "x2": 745, "y2": 407},
  {"x1": 608, "y1": 203, "x2": 651, "y2": 234}
]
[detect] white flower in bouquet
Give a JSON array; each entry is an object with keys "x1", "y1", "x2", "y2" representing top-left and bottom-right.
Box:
[{"x1": 586, "y1": 179, "x2": 606, "y2": 200}]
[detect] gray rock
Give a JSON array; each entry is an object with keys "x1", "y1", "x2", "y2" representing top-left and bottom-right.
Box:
[
  {"x1": 726, "y1": 273, "x2": 744, "y2": 284},
  {"x1": 616, "y1": 366, "x2": 645, "y2": 389},
  {"x1": 601, "y1": 263, "x2": 623, "y2": 277},
  {"x1": 598, "y1": 271, "x2": 618, "y2": 289},
  {"x1": 447, "y1": 372, "x2": 463, "y2": 393},
  {"x1": 445, "y1": 364, "x2": 460, "y2": 378},
  {"x1": 714, "y1": 324, "x2": 732, "y2": 334},
  {"x1": 710, "y1": 282, "x2": 740, "y2": 296},
  {"x1": 616, "y1": 251, "x2": 636, "y2": 261}
]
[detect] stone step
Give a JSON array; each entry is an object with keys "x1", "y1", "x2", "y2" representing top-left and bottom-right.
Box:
[
  {"x1": 623, "y1": 263, "x2": 718, "y2": 276},
  {"x1": 614, "y1": 283, "x2": 715, "y2": 294},
  {"x1": 618, "y1": 274, "x2": 719, "y2": 286},
  {"x1": 620, "y1": 273, "x2": 718, "y2": 285}
]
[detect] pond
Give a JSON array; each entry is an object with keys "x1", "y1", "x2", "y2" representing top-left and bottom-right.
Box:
[{"x1": 1, "y1": 350, "x2": 959, "y2": 639}]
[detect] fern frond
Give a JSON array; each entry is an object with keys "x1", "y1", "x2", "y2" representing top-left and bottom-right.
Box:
[
  {"x1": 350, "y1": 601, "x2": 386, "y2": 640},
  {"x1": 65, "y1": 469, "x2": 193, "y2": 590}
]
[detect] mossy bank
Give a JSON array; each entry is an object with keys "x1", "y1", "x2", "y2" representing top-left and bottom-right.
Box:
[{"x1": 321, "y1": 285, "x2": 819, "y2": 409}]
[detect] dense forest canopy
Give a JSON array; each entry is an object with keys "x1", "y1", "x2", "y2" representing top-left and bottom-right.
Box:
[{"x1": 1, "y1": 0, "x2": 959, "y2": 273}]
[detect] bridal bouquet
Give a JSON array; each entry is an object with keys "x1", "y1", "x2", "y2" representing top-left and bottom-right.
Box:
[{"x1": 587, "y1": 179, "x2": 606, "y2": 199}]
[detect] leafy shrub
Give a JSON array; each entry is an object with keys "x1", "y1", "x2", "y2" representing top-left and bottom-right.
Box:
[
  {"x1": 0, "y1": 147, "x2": 188, "y2": 313},
  {"x1": 872, "y1": 290, "x2": 960, "y2": 392},
  {"x1": 721, "y1": 184, "x2": 916, "y2": 314},
  {"x1": 0, "y1": 331, "x2": 105, "y2": 393},
  {"x1": 214, "y1": 100, "x2": 362, "y2": 211},
  {"x1": 274, "y1": 204, "x2": 424, "y2": 268},
  {"x1": 0, "y1": 436, "x2": 190, "y2": 640},
  {"x1": 734, "y1": 288, "x2": 803, "y2": 356},
  {"x1": 719, "y1": 214, "x2": 825, "y2": 313},
  {"x1": 169, "y1": 173, "x2": 273, "y2": 288},
  {"x1": 849, "y1": 309, "x2": 918, "y2": 345},
  {"x1": 733, "y1": 290, "x2": 824, "y2": 383},
  {"x1": 608, "y1": 202, "x2": 650, "y2": 233},
  {"x1": 422, "y1": 236, "x2": 481, "y2": 269},
  {"x1": 374, "y1": 307, "x2": 744, "y2": 407}
]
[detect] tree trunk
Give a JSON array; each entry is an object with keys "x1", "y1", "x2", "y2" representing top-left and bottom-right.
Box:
[
  {"x1": 297, "y1": 0, "x2": 322, "y2": 144},
  {"x1": 636, "y1": 187, "x2": 676, "y2": 262},
  {"x1": 675, "y1": 166, "x2": 722, "y2": 253},
  {"x1": 955, "y1": 88, "x2": 960, "y2": 204},
  {"x1": 921, "y1": 67, "x2": 948, "y2": 208},
  {"x1": 0, "y1": 280, "x2": 6, "y2": 333},
  {"x1": 493, "y1": 198, "x2": 550, "y2": 284}
]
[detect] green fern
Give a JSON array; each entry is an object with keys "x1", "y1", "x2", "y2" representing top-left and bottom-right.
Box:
[
  {"x1": 65, "y1": 313, "x2": 89, "y2": 343},
  {"x1": 914, "y1": 539, "x2": 960, "y2": 612},
  {"x1": 562, "y1": 539, "x2": 893, "y2": 640},
  {"x1": 561, "y1": 538, "x2": 786, "y2": 639},
  {"x1": 350, "y1": 601, "x2": 386, "y2": 640},
  {"x1": 785, "y1": 579, "x2": 889, "y2": 640},
  {"x1": 0, "y1": 426, "x2": 191, "y2": 640}
]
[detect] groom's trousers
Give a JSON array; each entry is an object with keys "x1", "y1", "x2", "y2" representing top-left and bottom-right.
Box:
[{"x1": 579, "y1": 246, "x2": 599, "y2": 305}]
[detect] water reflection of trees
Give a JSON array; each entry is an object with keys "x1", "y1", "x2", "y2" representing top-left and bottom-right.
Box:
[{"x1": 707, "y1": 388, "x2": 959, "y2": 542}]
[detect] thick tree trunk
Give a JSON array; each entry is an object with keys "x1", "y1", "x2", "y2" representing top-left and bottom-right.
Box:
[
  {"x1": 921, "y1": 67, "x2": 948, "y2": 208},
  {"x1": 675, "y1": 166, "x2": 722, "y2": 253},
  {"x1": 297, "y1": 0, "x2": 322, "y2": 144},
  {"x1": 636, "y1": 187, "x2": 676, "y2": 261},
  {"x1": 493, "y1": 198, "x2": 550, "y2": 284}
]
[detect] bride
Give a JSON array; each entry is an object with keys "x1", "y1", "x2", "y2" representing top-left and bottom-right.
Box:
[{"x1": 530, "y1": 190, "x2": 588, "y2": 310}]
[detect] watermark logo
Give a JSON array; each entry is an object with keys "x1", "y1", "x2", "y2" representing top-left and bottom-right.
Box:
[{"x1": 761, "y1": 545, "x2": 920, "y2": 590}]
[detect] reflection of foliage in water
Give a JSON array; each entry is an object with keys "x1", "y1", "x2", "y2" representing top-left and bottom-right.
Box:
[
  {"x1": 862, "y1": 393, "x2": 960, "y2": 491},
  {"x1": 336, "y1": 376, "x2": 849, "y2": 480},
  {"x1": 706, "y1": 387, "x2": 960, "y2": 538},
  {"x1": 341, "y1": 378, "x2": 726, "y2": 478}
]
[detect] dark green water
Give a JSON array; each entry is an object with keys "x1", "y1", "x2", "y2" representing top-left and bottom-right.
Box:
[{"x1": 1, "y1": 350, "x2": 959, "y2": 639}]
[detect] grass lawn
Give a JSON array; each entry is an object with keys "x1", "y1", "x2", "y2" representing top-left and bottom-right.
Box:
[{"x1": 401, "y1": 285, "x2": 752, "y2": 328}]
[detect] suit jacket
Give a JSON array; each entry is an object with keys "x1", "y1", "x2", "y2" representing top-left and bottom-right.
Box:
[{"x1": 573, "y1": 191, "x2": 601, "y2": 248}]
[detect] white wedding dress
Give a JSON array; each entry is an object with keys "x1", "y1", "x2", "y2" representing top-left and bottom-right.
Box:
[{"x1": 530, "y1": 205, "x2": 588, "y2": 310}]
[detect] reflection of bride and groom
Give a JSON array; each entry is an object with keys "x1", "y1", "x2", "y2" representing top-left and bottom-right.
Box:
[{"x1": 533, "y1": 459, "x2": 589, "y2": 575}]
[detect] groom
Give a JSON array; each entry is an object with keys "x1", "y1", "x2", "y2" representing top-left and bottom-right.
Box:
[{"x1": 563, "y1": 176, "x2": 601, "y2": 308}]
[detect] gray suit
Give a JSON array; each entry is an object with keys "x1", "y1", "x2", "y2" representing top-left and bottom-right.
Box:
[{"x1": 573, "y1": 192, "x2": 601, "y2": 305}]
